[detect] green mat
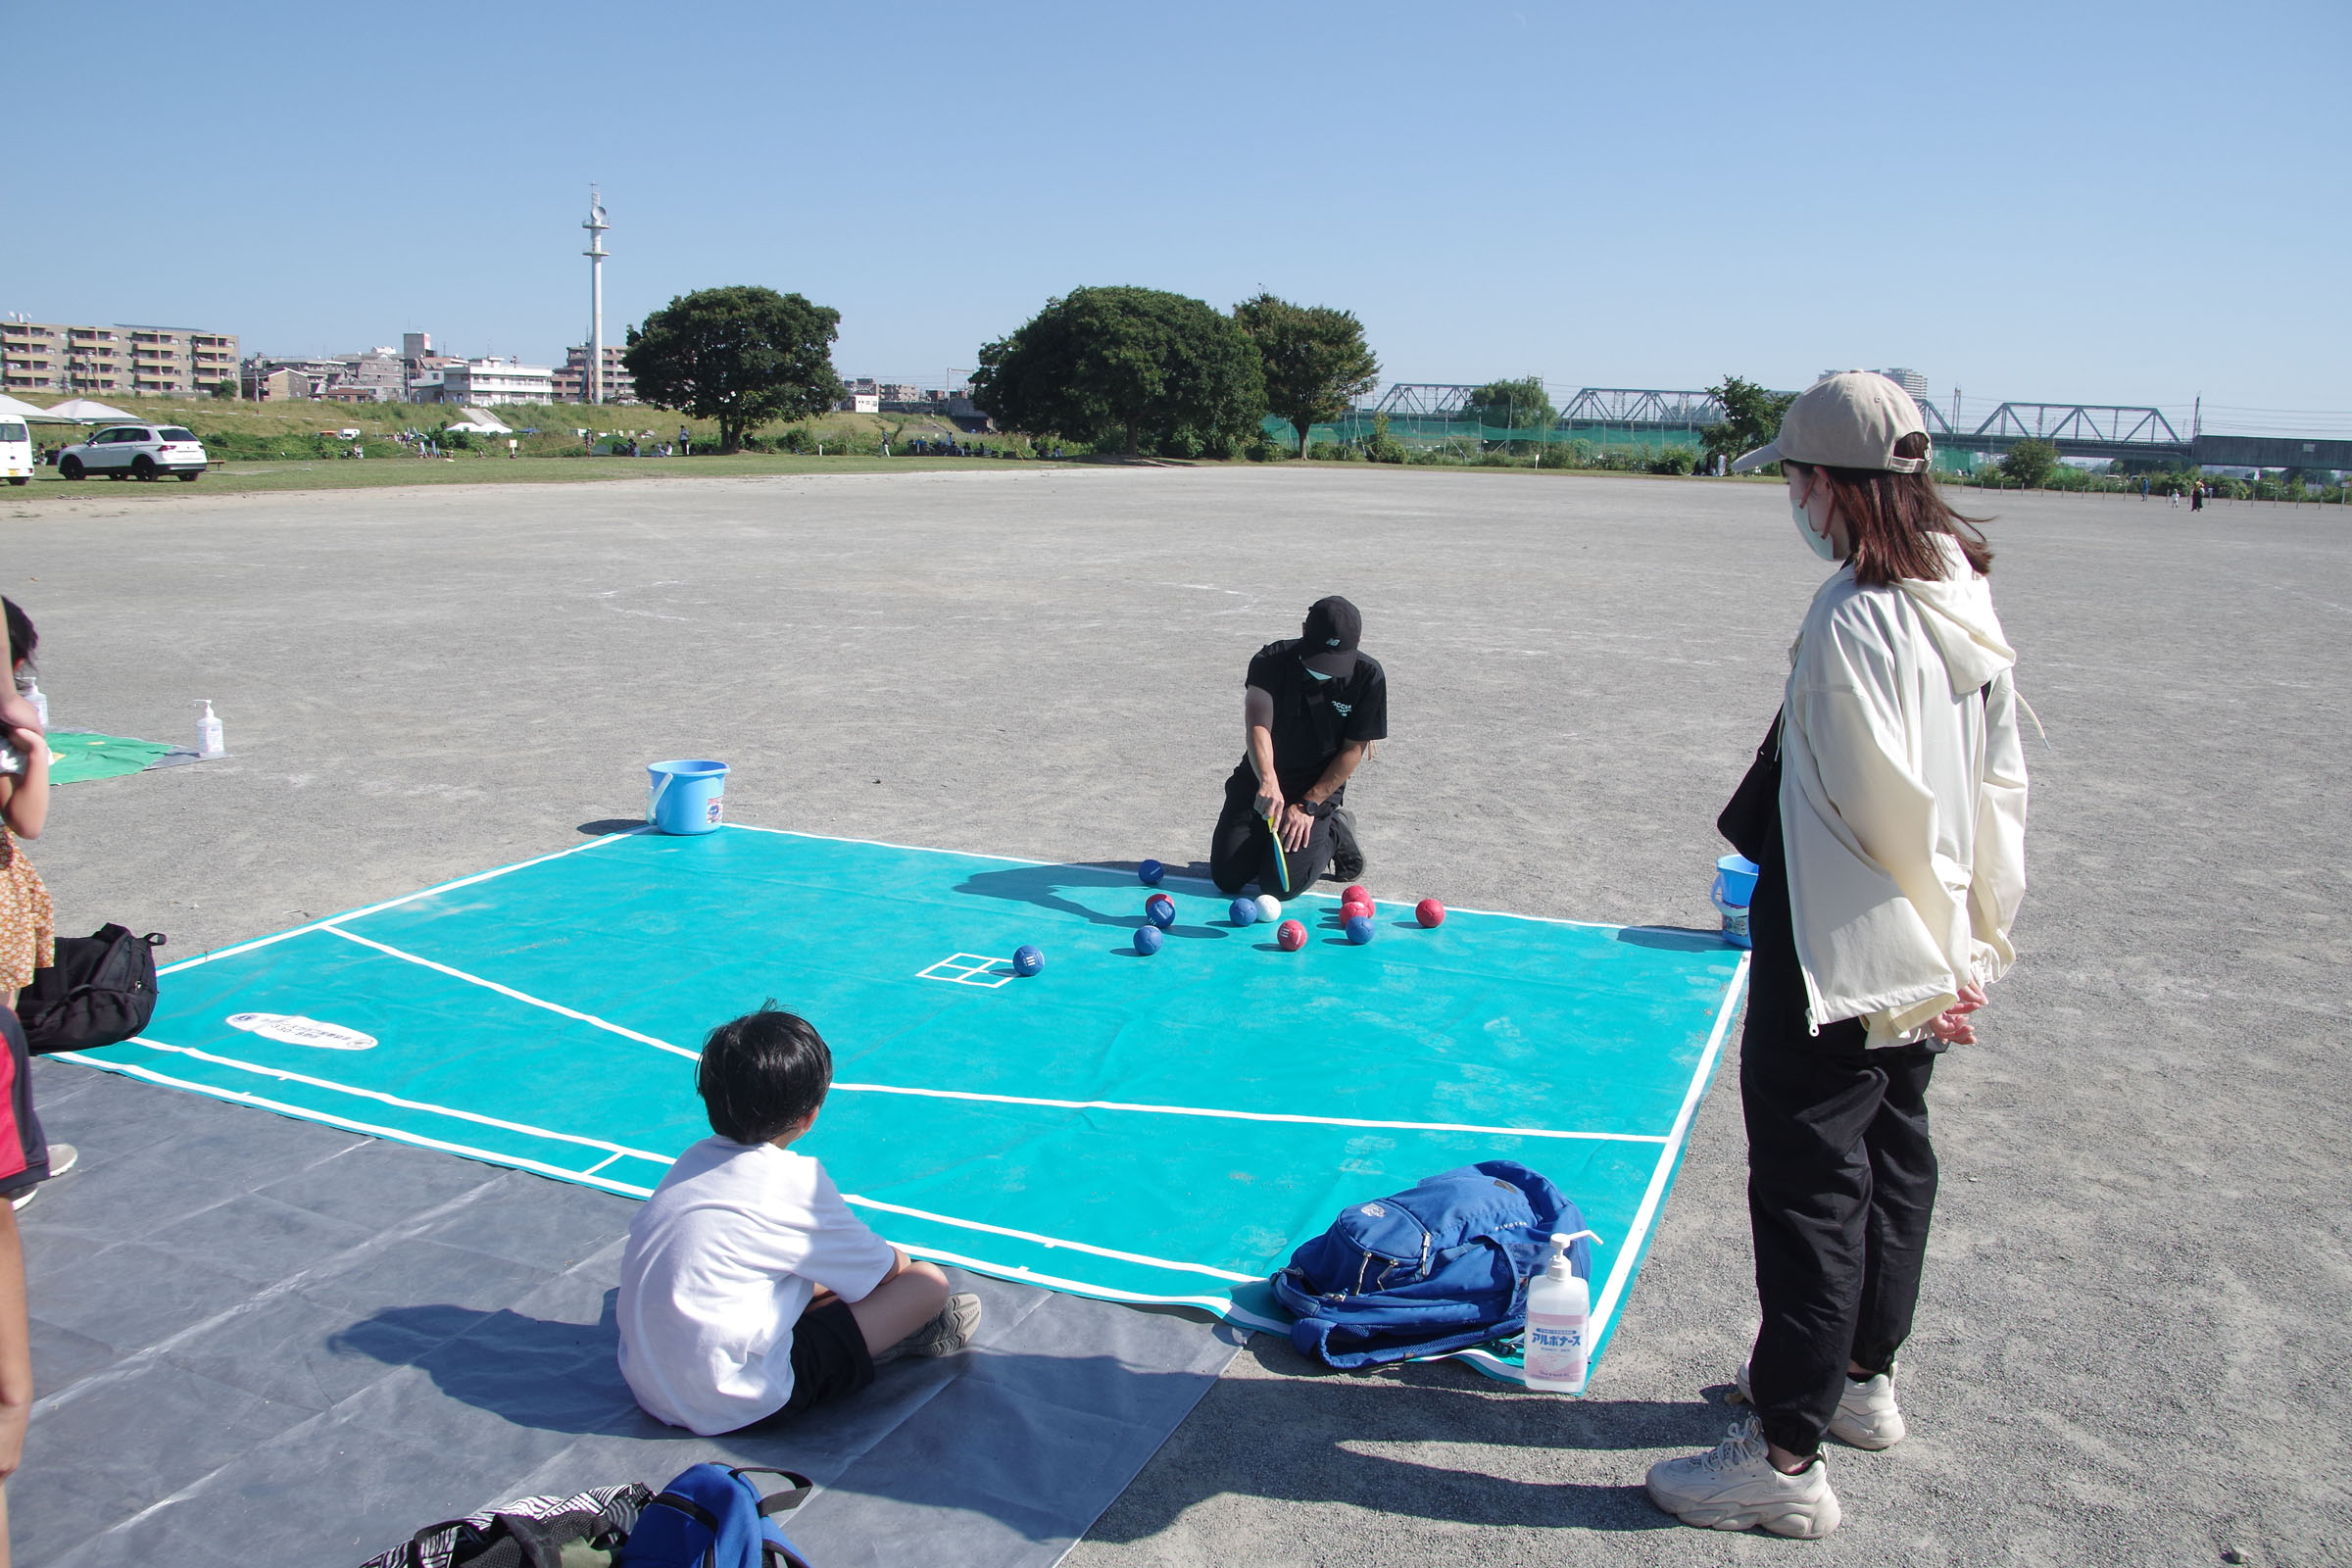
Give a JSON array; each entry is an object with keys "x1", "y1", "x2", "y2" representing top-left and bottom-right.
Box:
[
  {"x1": 64, "y1": 825, "x2": 1747, "y2": 1391},
  {"x1": 44, "y1": 731, "x2": 181, "y2": 784}
]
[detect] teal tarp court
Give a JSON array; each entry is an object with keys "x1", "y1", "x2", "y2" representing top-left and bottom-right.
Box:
[{"x1": 64, "y1": 826, "x2": 1747, "y2": 1389}]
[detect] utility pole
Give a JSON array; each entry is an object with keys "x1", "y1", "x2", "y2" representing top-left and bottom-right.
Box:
[{"x1": 583, "y1": 186, "x2": 610, "y2": 406}]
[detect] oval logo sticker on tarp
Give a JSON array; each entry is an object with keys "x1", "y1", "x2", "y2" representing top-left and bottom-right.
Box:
[{"x1": 225, "y1": 1012, "x2": 377, "y2": 1051}]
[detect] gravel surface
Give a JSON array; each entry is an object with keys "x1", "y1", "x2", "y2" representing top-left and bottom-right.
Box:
[{"x1": 7, "y1": 466, "x2": 2345, "y2": 1565}]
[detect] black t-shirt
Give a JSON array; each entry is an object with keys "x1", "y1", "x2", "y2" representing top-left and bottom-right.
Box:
[{"x1": 1231, "y1": 638, "x2": 1389, "y2": 796}]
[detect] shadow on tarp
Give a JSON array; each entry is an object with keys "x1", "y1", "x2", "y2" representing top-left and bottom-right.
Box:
[
  {"x1": 331, "y1": 1296, "x2": 1713, "y2": 1540},
  {"x1": 1084, "y1": 1336, "x2": 1732, "y2": 1539},
  {"x1": 955, "y1": 860, "x2": 1229, "y2": 936},
  {"x1": 1613, "y1": 925, "x2": 1728, "y2": 953},
  {"x1": 329, "y1": 1292, "x2": 1237, "y2": 1545}
]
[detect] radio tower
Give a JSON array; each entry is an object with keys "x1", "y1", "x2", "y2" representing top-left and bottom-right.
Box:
[{"x1": 583, "y1": 186, "x2": 610, "y2": 405}]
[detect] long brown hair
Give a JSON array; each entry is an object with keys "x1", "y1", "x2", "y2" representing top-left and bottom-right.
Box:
[{"x1": 1788, "y1": 432, "x2": 1992, "y2": 586}]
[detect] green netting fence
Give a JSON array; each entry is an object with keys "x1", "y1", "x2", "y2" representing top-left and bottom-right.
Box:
[{"x1": 1262, "y1": 415, "x2": 1988, "y2": 474}]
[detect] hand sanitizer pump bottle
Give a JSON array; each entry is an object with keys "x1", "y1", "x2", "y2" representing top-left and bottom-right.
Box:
[
  {"x1": 14, "y1": 671, "x2": 45, "y2": 729},
  {"x1": 196, "y1": 700, "x2": 224, "y2": 759},
  {"x1": 1523, "y1": 1231, "x2": 1594, "y2": 1393}
]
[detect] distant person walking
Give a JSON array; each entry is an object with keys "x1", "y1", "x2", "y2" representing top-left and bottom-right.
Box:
[
  {"x1": 679, "y1": 424, "x2": 692, "y2": 457},
  {"x1": 1645, "y1": 373, "x2": 2029, "y2": 1539},
  {"x1": 2191, "y1": 481, "x2": 2206, "y2": 512}
]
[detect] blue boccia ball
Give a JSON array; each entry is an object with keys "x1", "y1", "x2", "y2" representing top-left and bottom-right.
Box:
[
  {"x1": 1145, "y1": 894, "x2": 1177, "y2": 929},
  {"x1": 1228, "y1": 897, "x2": 1260, "y2": 927},
  {"x1": 1138, "y1": 858, "x2": 1165, "y2": 886},
  {"x1": 1345, "y1": 914, "x2": 1375, "y2": 945},
  {"x1": 1133, "y1": 925, "x2": 1165, "y2": 956},
  {"x1": 1011, "y1": 944, "x2": 1044, "y2": 977}
]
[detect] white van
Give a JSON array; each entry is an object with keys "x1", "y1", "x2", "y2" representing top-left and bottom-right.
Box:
[{"x1": 0, "y1": 418, "x2": 29, "y2": 486}]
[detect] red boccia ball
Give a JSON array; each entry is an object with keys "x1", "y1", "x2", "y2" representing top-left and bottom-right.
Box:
[
  {"x1": 1415, "y1": 898, "x2": 1446, "y2": 928},
  {"x1": 1342, "y1": 884, "x2": 1370, "y2": 906},
  {"x1": 1341, "y1": 899, "x2": 1373, "y2": 922},
  {"x1": 1277, "y1": 918, "x2": 1308, "y2": 952}
]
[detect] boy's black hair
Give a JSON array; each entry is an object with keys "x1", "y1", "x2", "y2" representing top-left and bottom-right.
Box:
[
  {"x1": 695, "y1": 1003, "x2": 833, "y2": 1144},
  {"x1": 2, "y1": 598, "x2": 34, "y2": 668}
]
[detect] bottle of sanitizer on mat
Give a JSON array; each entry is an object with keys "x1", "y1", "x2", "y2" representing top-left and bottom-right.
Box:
[
  {"x1": 1523, "y1": 1231, "x2": 1594, "y2": 1393},
  {"x1": 15, "y1": 671, "x2": 45, "y2": 730},
  {"x1": 195, "y1": 700, "x2": 224, "y2": 759}
]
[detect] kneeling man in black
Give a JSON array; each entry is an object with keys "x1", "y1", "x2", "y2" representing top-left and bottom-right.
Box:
[{"x1": 1209, "y1": 596, "x2": 1388, "y2": 897}]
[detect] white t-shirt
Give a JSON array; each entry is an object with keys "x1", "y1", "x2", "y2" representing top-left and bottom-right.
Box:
[{"x1": 616, "y1": 1137, "x2": 897, "y2": 1435}]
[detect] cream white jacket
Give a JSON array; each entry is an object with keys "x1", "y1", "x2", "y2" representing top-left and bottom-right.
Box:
[{"x1": 1779, "y1": 538, "x2": 2030, "y2": 1047}]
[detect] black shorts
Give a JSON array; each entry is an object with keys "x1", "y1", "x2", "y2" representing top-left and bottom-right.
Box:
[{"x1": 783, "y1": 1297, "x2": 875, "y2": 1414}]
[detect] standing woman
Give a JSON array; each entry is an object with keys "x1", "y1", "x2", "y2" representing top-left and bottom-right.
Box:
[{"x1": 1645, "y1": 374, "x2": 2030, "y2": 1538}]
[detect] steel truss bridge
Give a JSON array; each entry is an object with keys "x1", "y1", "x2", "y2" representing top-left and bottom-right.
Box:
[{"x1": 1367, "y1": 383, "x2": 2205, "y2": 463}]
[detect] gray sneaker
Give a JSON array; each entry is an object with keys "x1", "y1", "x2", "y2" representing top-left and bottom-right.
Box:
[
  {"x1": 1645, "y1": 1416, "x2": 1841, "y2": 1539},
  {"x1": 1733, "y1": 1358, "x2": 1906, "y2": 1450},
  {"x1": 875, "y1": 1294, "x2": 982, "y2": 1365}
]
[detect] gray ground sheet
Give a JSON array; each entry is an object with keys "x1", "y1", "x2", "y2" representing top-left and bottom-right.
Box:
[
  {"x1": 6, "y1": 466, "x2": 2348, "y2": 1564},
  {"x1": 14, "y1": 1059, "x2": 1243, "y2": 1567}
]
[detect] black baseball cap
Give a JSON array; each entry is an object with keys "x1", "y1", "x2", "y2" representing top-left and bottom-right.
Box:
[{"x1": 1299, "y1": 596, "x2": 1361, "y2": 676}]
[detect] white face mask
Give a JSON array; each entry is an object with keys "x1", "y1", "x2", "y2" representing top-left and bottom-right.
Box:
[{"x1": 1789, "y1": 478, "x2": 1838, "y2": 562}]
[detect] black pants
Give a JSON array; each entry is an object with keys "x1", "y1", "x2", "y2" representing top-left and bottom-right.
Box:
[
  {"x1": 1742, "y1": 1021, "x2": 1938, "y2": 1457},
  {"x1": 1209, "y1": 773, "x2": 1336, "y2": 897}
]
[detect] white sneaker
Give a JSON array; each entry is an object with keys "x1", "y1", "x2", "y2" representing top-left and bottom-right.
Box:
[
  {"x1": 1645, "y1": 1416, "x2": 1841, "y2": 1539},
  {"x1": 1734, "y1": 1358, "x2": 1907, "y2": 1450},
  {"x1": 47, "y1": 1144, "x2": 77, "y2": 1178}
]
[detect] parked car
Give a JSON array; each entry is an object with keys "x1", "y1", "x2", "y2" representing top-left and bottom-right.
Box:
[
  {"x1": 0, "y1": 418, "x2": 29, "y2": 486},
  {"x1": 56, "y1": 424, "x2": 209, "y2": 482}
]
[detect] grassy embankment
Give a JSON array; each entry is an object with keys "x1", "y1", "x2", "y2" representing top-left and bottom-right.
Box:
[{"x1": 8, "y1": 396, "x2": 1040, "y2": 497}]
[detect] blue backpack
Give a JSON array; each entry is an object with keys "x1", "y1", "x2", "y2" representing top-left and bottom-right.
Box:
[
  {"x1": 617, "y1": 1464, "x2": 814, "y2": 1568},
  {"x1": 1271, "y1": 1160, "x2": 1592, "y2": 1368}
]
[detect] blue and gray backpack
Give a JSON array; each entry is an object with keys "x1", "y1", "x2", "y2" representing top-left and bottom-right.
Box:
[
  {"x1": 617, "y1": 1464, "x2": 814, "y2": 1568},
  {"x1": 1272, "y1": 1160, "x2": 1592, "y2": 1368}
]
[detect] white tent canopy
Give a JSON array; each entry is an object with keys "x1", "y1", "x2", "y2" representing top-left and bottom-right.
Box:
[
  {"x1": 40, "y1": 398, "x2": 138, "y2": 423},
  {"x1": 441, "y1": 406, "x2": 512, "y2": 435},
  {"x1": 0, "y1": 394, "x2": 78, "y2": 423}
]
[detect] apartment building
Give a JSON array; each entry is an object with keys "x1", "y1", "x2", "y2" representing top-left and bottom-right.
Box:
[
  {"x1": 550, "y1": 344, "x2": 638, "y2": 404},
  {"x1": 1, "y1": 318, "x2": 240, "y2": 397},
  {"x1": 409, "y1": 358, "x2": 555, "y2": 406}
]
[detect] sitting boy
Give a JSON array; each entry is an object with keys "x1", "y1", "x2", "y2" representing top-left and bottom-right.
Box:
[{"x1": 618, "y1": 1004, "x2": 980, "y2": 1435}]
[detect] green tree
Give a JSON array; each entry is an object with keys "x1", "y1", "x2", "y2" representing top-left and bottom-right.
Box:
[
  {"x1": 971, "y1": 286, "x2": 1265, "y2": 456},
  {"x1": 1999, "y1": 438, "x2": 2059, "y2": 487},
  {"x1": 1700, "y1": 375, "x2": 1799, "y2": 469},
  {"x1": 1464, "y1": 377, "x2": 1554, "y2": 432},
  {"x1": 1231, "y1": 293, "x2": 1379, "y2": 457},
  {"x1": 623, "y1": 286, "x2": 845, "y2": 453},
  {"x1": 209, "y1": 379, "x2": 238, "y2": 401}
]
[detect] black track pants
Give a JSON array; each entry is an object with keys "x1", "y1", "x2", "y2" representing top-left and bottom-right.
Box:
[
  {"x1": 1208, "y1": 776, "x2": 1335, "y2": 897},
  {"x1": 1741, "y1": 1023, "x2": 1938, "y2": 1457}
]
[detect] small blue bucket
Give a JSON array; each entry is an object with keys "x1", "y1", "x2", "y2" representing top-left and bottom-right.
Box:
[
  {"x1": 647, "y1": 759, "x2": 728, "y2": 835},
  {"x1": 1712, "y1": 853, "x2": 1760, "y2": 949}
]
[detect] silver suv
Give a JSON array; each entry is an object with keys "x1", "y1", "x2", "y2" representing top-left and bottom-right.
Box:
[{"x1": 57, "y1": 423, "x2": 209, "y2": 482}]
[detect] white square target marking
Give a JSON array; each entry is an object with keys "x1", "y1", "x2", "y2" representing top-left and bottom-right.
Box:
[{"x1": 917, "y1": 953, "x2": 1015, "y2": 989}]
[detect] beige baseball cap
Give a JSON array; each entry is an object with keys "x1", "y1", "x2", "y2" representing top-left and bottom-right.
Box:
[{"x1": 1730, "y1": 370, "x2": 1931, "y2": 474}]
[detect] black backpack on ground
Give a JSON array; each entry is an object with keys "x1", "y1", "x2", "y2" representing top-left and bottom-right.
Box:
[
  {"x1": 359, "y1": 1484, "x2": 655, "y2": 1568},
  {"x1": 16, "y1": 923, "x2": 165, "y2": 1054}
]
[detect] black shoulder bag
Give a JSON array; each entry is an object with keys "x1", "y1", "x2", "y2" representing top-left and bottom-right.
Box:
[{"x1": 16, "y1": 923, "x2": 167, "y2": 1054}]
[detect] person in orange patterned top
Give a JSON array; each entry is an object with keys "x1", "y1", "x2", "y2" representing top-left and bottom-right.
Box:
[{"x1": 0, "y1": 594, "x2": 55, "y2": 1562}]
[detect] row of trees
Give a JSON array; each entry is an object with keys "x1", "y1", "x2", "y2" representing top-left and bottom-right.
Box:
[
  {"x1": 617, "y1": 282, "x2": 1384, "y2": 459},
  {"x1": 971, "y1": 287, "x2": 1377, "y2": 458}
]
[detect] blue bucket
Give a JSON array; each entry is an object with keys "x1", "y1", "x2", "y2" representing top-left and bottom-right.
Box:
[
  {"x1": 1713, "y1": 854, "x2": 1760, "y2": 908},
  {"x1": 647, "y1": 760, "x2": 728, "y2": 835},
  {"x1": 1712, "y1": 853, "x2": 1760, "y2": 950}
]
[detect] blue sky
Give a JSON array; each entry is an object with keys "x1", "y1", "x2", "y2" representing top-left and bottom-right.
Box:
[{"x1": 9, "y1": 0, "x2": 2347, "y2": 433}]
